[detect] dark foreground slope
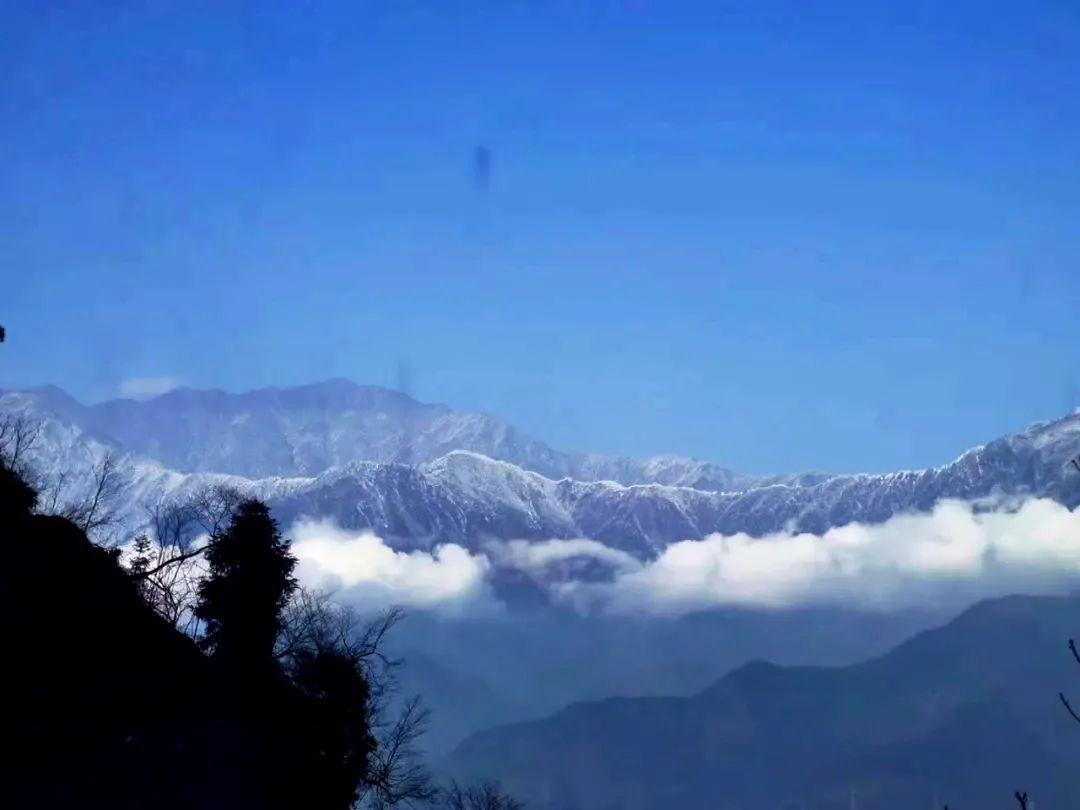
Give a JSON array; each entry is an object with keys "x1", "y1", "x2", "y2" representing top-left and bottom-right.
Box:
[
  {"x1": 449, "y1": 595, "x2": 1080, "y2": 809},
  {"x1": 0, "y1": 465, "x2": 330, "y2": 809}
]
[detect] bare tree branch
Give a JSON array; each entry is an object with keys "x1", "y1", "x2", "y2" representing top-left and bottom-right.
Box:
[
  {"x1": 277, "y1": 591, "x2": 406, "y2": 711},
  {"x1": 442, "y1": 780, "x2": 524, "y2": 810},
  {"x1": 77, "y1": 451, "x2": 122, "y2": 534},
  {"x1": 0, "y1": 413, "x2": 42, "y2": 476},
  {"x1": 360, "y1": 695, "x2": 436, "y2": 809},
  {"x1": 1061, "y1": 639, "x2": 1080, "y2": 727},
  {"x1": 275, "y1": 591, "x2": 435, "y2": 808},
  {"x1": 187, "y1": 483, "x2": 243, "y2": 539},
  {"x1": 124, "y1": 492, "x2": 218, "y2": 635},
  {"x1": 1060, "y1": 692, "x2": 1080, "y2": 725},
  {"x1": 49, "y1": 451, "x2": 127, "y2": 541},
  {"x1": 39, "y1": 468, "x2": 69, "y2": 515},
  {"x1": 131, "y1": 545, "x2": 208, "y2": 582}
]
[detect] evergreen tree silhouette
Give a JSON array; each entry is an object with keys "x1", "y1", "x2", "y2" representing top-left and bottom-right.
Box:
[
  {"x1": 195, "y1": 499, "x2": 296, "y2": 674},
  {"x1": 292, "y1": 648, "x2": 377, "y2": 808}
]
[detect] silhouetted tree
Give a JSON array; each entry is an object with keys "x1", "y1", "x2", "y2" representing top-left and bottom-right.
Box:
[
  {"x1": 442, "y1": 780, "x2": 523, "y2": 810},
  {"x1": 0, "y1": 447, "x2": 37, "y2": 523},
  {"x1": 30, "y1": 447, "x2": 130, "y2": 544},
  {"x1": 1060, "y1": 638, "x2": 1080, "y2": 726},
  {"x1": 195, "y1": 499, "x2": 297, "y2": 673},
  {"x1": 292, "y1": 648, "x2": 378, "y2": 808},
  {"x1": 0, "y1": 414, "x2": 41, "y2": 481},
  {"x1": 0, "y1": 317, "x2": 505, "y2": 807},
  {"x1": 188, "y1": 482, "x2": 244, "y2": 538},
  {"x1": 122, "y1": 486, "x2": 243, "y2": 637},
  {"x1": 363, "y1": 694, "x2": 436, "y2": 808},
  {"x1": 0, "y1": 392, "x2": 38, "y2": 527},
  {"x1": 277, "y1": 592, "x2": 404, "y2": 707},
  {"x1": 0, "y1": 412, "x2": 126, "y2": 543},
  {"x1": 1, "y1": 452, "x2": 299, "y2": 807},
  {"x1": 278, "y1": 591, "x2": 436, "y2": 809},
  {"x1": 125, "y1": 496, "x2": 211, "y2": 634},
  {"x1": 56, "y1": 450, "x2": 125, "y2": 540},
  {"x1": 128, "y1": 532, "x2": 153, "y2": 587}
]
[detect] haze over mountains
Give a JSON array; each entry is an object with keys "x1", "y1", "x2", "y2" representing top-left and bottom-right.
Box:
[
  {"x1": 448, "y1": 595, "x2": 1080, "y2": 809},
  {"x1": 11, "y1": 379, "x2": 767, "y2": 488},
  {"x1": 3, "y1": 379, "x2": 1080, "y2": 559}
]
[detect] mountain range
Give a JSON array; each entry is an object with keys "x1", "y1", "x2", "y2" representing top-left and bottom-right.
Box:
[
  {"x1": 3, "y1": 380, "x2": 1080, "y2": 557},
  {"x1": 6, "y1": 380, "x2": 767, "y2": 488},
  {"x1": 447, "y1": 594, "x2": 1080, "y2": 809},
  {"x1": 9, "y1": 380, "x2": 1080, "y2": 799}
]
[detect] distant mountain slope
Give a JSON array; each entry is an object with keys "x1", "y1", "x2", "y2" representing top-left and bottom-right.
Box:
[
  {"x1": 1, "y1": 380, "x2": 760, "y2": 489},
  {"x1": 448, "y1": 595, "x2": 1080, "y2": 809},
  {"x1": 389, "y1": 607, "x2": 942, "y2": 760},
  {"x1": 4, "y1": 387, "x2": 1080, "y2": 557}
]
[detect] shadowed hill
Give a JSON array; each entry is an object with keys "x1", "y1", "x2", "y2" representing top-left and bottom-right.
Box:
[{"x1": 449, "y1": 595, "x2": 1080, "y2": 809}]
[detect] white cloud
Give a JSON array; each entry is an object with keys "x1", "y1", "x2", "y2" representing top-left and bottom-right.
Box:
[
  {"x1": 551, "y1": 498, "x2": 1080, "y2": 615},
  {"x1": 118, "y1": 375, "x2": 183, "y2": 398},
  {"x1": 486, "y1": 537, "x2": 641, "y2": 575},
  {"x1": 290, "y1": 519, "x2": 498, "y2": 615},
  {"x1": 287, "y1": 499, "x2": 1080, "y2": 618}
]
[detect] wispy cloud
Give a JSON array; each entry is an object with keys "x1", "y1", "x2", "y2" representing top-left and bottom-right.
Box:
[
  {"x1": 118, "y1": 375, "x2": 183, "y2": 398},
  {"x1": 486, "y1": 538, "x2": 640, "y2": 575}
]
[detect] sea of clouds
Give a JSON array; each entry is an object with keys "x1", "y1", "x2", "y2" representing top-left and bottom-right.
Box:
[{"x1": 289, "y1": 497, "x2": 1080, "y2": 617}]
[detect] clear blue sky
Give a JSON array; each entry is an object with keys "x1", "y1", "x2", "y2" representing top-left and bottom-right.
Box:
[{"x1": 3, "y1": 1, "x2": 1080, "y2": 474}]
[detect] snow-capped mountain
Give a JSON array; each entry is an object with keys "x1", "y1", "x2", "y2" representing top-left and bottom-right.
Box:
[
  {"x1": 4, "y1": 382, "x2": 1080, "y2": 558},
  {"x1": 264, "y1": 413, "x2": 1080, "y2": 556},
  {"x1": 6, "y1": 380, "x2": 763, "y2": 490}
]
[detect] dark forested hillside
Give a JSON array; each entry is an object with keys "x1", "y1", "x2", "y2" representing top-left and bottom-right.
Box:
[
  {"x1": 0, "y1": 428, "x2": 528, "y2": 810},
  {"x1": 0, "y1": 463, "x2": 327, "y2": 807},
  {"x1": 449, "y1": 595, "x2": 1080, "y2": 809}
]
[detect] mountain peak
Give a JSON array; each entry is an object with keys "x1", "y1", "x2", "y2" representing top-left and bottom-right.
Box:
[{"x1": 3, "y1": 381, "x2": 739, "y2": 489}]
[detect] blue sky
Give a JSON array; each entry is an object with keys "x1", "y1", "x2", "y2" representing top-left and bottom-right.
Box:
[{"x1": 2, "y1": 0, "x2": 1080, "y2": 474}]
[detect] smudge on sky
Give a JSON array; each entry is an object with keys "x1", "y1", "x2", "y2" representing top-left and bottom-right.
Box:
[{"x1": 472, "y1": 145, "x2": 491, "y2": 192}]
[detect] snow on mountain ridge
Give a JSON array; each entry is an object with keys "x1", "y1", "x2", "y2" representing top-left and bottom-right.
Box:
[
  {"x1": 6, "y1": 385, "x2": 1080, "y2": 561},
  {"x1": 0, "y1": 381, "x2": 756, "y2": 489}
]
